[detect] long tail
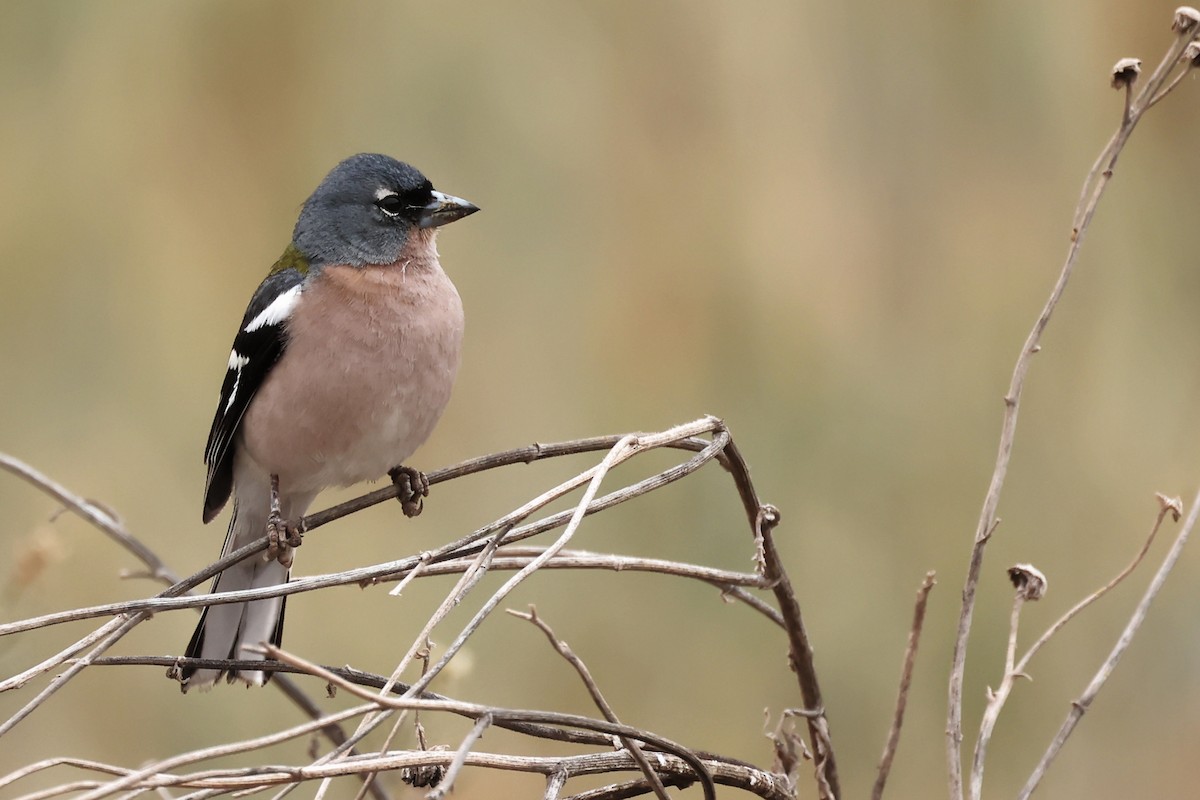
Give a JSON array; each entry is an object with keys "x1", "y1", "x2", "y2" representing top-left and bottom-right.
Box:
[{"x1": 180, "y1": 501, "x2": 288, "y2": 691}]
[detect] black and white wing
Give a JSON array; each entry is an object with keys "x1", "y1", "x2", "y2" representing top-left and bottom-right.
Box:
[{"x1": 202, "y1": 266, "x2": 306, "y2": 523}]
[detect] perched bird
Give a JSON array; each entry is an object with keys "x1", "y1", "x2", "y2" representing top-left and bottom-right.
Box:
[{"x1": 181, "y1": 154, "x2": 477, "y2": 691}]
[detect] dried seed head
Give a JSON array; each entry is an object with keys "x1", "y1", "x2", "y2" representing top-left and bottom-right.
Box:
[
  {"x1": 1008, "y1": 563, "x2": 1047, "y2": 601},
  {"x1": 1111, "y1": 57, "x2": 1142, "y2": 89},
  {"x1": 401, "y1": 763, "x2": 445, "y2": 789},
  {"x1": 1173, "y1": 6, "x2": 1200, "y2": 34},
  {"x1": 1185, "y1": 40, "x2": 1200, "y2": 67},
  {"x1": 1156, "y1": 492, "x2": 1184, "y2": 522}
]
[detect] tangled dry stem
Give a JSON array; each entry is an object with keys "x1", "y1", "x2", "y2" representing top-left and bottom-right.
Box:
[{"x1": 0, "y1": 416, "x2": 832, "y2": 800}]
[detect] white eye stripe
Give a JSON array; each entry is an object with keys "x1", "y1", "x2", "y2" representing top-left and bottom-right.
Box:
[
  {"x1": 244, "y1": 285, "x2": 302, "y2": 333},
  {"x1": 374, "y1": 187, "x2": 403, "y2": 216}
]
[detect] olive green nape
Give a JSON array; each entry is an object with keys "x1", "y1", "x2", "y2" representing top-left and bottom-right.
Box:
[{"x1": 268, "y1": 243, "x2": 310, "y2": 276}]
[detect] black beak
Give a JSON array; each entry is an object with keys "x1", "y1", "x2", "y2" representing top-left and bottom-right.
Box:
[{"x1": 417, "y1": 191, "x2": 479, "y2": 229}]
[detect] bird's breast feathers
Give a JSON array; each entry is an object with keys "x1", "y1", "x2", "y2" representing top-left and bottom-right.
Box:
[{"x1": 238, "y1": 251, "x2": 464, "y2": 493}]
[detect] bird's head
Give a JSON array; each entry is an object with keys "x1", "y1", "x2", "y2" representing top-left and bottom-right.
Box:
[{"x1": 293, "y1": 153, "x2": 478, "y2": 269}]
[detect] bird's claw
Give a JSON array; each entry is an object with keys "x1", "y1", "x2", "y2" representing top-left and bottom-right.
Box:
[
  {"x1": 389, "y1": 466, "x2": 430, "y2": 518},
  {"x1": 265, "y1": 513, "x2": 300, "y2": 568},
  {"x1": 265, "y1": 473, "x2": 303, "y2": 566}
]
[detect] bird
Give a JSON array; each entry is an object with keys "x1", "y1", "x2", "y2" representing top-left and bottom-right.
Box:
[{"x1": 180, "y1": 153, "x2": 478, "y2": 691}]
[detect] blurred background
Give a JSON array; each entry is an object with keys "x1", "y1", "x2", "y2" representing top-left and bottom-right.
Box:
[{"x1": 2, "y1": 1, "x2": 1200, "y2": 797}]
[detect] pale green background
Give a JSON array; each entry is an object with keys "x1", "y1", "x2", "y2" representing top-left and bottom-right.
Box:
[{"x1": 2, "y1": 2, "x2": 1199, "y2": 798}]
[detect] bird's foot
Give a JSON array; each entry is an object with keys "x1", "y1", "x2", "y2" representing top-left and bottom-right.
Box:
[
  {"x1": 265, "y1": 474, "x2": 304, "y2": 566},
  {"x1": 389, "y1": 465, "x2": 429, "y2": 518},
  {"x1": 266, "y1": 516, "x2": 305, "y2": 567}
]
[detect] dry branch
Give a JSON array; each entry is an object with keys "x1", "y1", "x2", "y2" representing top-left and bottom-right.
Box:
[
  {"x1": 872, "y1": 571, "x2": 936, "y2": 800},
  {"x1": 1017, "y1": 484, "x2": 1200, "y2": 798},
  {"x1": 7, "y1": 16, "x2": 1197, "y2": 797},
  {"x1": 1, "y1": 418, "x2": 821, "y2": 800},
  {"x1": 945, "y1": 12, "x2": 1200, "y2": 799},
  {"x1": 511, "y1": 606, "x2": 673, "y2": 800}
]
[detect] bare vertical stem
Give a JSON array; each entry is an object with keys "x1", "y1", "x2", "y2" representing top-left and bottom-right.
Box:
[
  {"x1": 872, "y1": 571, "x2": 936, "y2": 800},
  {"x1": 945, "y1": 20, "x2": 1199, "y2": 798},
  {"x1": 720, "y1": 435, "x2": 839, "y2": 799},
  {"x1": 968, "y1": 593, "x2": 1026, "y2": 800}
]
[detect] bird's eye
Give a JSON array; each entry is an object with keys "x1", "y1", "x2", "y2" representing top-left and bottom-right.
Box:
[{"x1": 374, "y1": 192, "x2": 404, "y2": 216}]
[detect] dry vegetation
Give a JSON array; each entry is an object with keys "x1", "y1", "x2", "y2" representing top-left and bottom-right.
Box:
[{"x1": 3, "y1": 7, "x2": 1200, "y2": 800}]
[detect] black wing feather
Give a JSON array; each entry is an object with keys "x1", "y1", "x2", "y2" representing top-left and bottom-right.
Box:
[{"x1": 202, "y1": 268, "x2": 305, "y2": 522}]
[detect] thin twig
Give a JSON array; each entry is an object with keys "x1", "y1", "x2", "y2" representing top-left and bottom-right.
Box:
[
  {"x1": 1018, "y1": 484, "x2": 1200, "y2": 799},
  {"x1": 325, "y1": 535, "x2": 502, "y2": 797},
  {"x1": 264, "y1": 646, "x2": 718, "y2": 800},
  {"x1": 3, "y1": 418, "x2": 802, "y2": 800},
  {"x1": 0, "y1": 549, "x2": 773, "y2": 641},
  {"x1": 0, "y1": 426, "x2": 723, "y2": 650},
  {"x1": 67, "y1": 706, "x2": 376, "y2": 800},
  {"x1": 0, "y1": 454, "x2": 177, "y2": 585},
  {"x1": 969, "y1": 588, "x2": 1028, "y2": 800},
  {"x1": 269, "y1": 675, "x2": 392, "y2": 800},
  {"x1": 301, "y1": 422, "x2": 727, "y2": 800},
  {"x1": 0, "y1": 454, "x2": 389, "y2": 800},
  {"x1": 13, "y1": 751, "x2": 789, "y2": 800},
  {"x1": 561, "y1": 776, "x2": 698, "y2": 800},
  {"x1": 1016, "y1": 496, "x2": 1178, "y2": 673},
  {"x1": 872, "y1": 571, "x2": 936, "y2": 800},
  {"x1": 945, "y1": 20, "x2": 1200, "y2": 798},
  {"x1": 301, "y1": 433, "x2": 720, "y2": 533},
  {"x1": 717, "y1": 435, "x2": 838, "y2": 799},
  {"x1": 968, "y1": 495, "x2": 1179, "y2": 798},
  {"x1": 511, "y1": 606, "x2": 673, "y2": 800},
  {"x1": 0, "y1": 614, "x2": 151, "y2": 737},
  {"x1": 0, "y1": 759, "x2": 138, "y2": 791},
  {"x1": 85, "y1": 656, "x2": 711, "y2": 752},
  {"x1": 0, "y1": 442, "x2": 735, "y2": 641},
  {"x1": 408, "y1": 423, "x2": 725, "y2": 701},
  {"x1": 387, "y1": 549, "x2": 773, "y2": 593},
  {"x1": 545, "y1": 770, "x2": 569, "y2": 800},
  {"x1": 12, "y1": 663, "x2": 786, "y2": 799},
  {"x1": 0, "y1": 424, "x2": 732, "y2": 754},
  {"x1": 427, "y1": 714, "x2": 491, "y2": 800}
]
